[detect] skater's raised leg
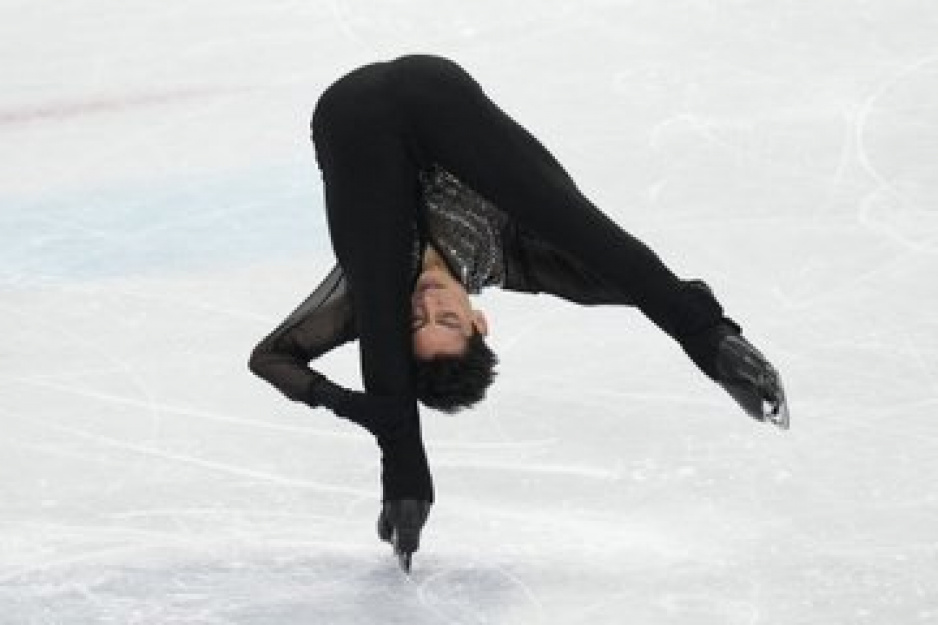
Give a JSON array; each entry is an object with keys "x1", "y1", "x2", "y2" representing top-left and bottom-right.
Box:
[{"x1": 380, "y1": 55, "x2": 788, "y2": 424}]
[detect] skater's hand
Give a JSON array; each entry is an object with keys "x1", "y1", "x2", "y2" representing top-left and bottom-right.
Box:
[
  {"x1": 308, "y1": 376, "x2": 411, "y2": 438},
  {"x1": 377, "y1": 499, "x2": 432, "y2": 572},
  {"x1": 311, "y1": 376, "x2": 435, "y2": 501}
]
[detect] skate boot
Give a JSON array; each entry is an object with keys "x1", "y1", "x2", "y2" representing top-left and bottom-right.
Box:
[
  {"x1": 714, "y1": 333, "x2": 789, "y2": 429},
  {"x1": 377, "y1": 499, "x2": 431, "y2": 573}
]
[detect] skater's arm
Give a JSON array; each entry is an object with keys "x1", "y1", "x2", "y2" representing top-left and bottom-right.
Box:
[
  {"x1": 249, "y1": 263, "x2": 432, "y2": 502},
  {"x1": 248, "y1": 256, "x2": 433, "y2": 503},
  {"x1": 249, "y1": 264, "x2": 358, "y2": 405}
]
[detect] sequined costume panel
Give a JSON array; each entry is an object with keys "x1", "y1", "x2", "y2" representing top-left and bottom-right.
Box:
[{"x1": 419, "y1": 166, "x2": 507, "y2": 294}]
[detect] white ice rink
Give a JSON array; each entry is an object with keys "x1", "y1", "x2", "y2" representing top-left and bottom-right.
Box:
[{"x1": 2, "y1": 1, "x2": 937, "y2": 623}]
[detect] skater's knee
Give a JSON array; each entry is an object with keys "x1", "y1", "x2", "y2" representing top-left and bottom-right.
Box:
[
  {"x1": 311, "y1": 61, "x2": 398, "y2": 139},
  {"x1": 390, "y1": 54, "x2": 465, "y2": 77},
  {"x1": 388, "y1": 54, "x2": 475, "y2": 94}
]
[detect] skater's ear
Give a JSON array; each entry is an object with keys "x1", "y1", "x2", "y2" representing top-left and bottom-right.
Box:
[{"x1": 471, "y1": 309, "x2": 488, "y2": 337}]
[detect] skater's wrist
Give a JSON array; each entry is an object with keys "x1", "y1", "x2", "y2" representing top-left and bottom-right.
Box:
[
  {"x1": 309, "y1": 376, "x2": 416, "y2": 440},
  {"x1": 304, "y1": 372, "x2": 333, "y2": 409}
]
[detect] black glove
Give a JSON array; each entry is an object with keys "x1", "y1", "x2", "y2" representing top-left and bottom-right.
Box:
[
  {"x1": 306, "y1": 375, "x2": 410, "y2": 439},
  {"x1": 307, "y1": 375, "x2": 435, "y2": 503}
]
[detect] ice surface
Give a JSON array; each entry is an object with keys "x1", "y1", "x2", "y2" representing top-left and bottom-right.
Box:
[{"x1": 2, "y1": 1, "x2": 937, "y2": 623}]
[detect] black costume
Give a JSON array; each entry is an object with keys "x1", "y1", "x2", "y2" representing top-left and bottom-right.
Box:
[{"x1": 250, "y1": 55, "x2": 745, "y2": 505}]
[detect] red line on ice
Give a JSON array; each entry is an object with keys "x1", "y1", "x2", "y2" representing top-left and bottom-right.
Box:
[{"x1": 0, "y1": 86, "x2": 249, "y2": 126}]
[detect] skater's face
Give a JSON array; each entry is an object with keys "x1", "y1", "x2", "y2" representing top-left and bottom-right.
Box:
[{"x1": 411, "y1": 266, "x2": 488, "y2": 359}]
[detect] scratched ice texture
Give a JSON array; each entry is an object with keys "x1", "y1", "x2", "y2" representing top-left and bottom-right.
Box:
[{"x1": 1, "y1": 1, "x2": 937, "y2": 623}]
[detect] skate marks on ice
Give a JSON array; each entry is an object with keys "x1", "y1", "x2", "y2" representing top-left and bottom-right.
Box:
[
  {"x1": 0, "y1": 547, "x2": 542, "y2": 625},
  {"x1": 854, "y1": 54, "x2": 938, "y2": 253},
  {"x1": 783, "y1": 51, "x2": 938, "y2": 306},
  {"x1": 327, "y1": 0, "x2": 578, "y2": 51}
]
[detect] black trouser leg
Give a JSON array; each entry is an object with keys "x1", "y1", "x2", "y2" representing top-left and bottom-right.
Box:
[
  {"x1": 312, "y1": 62, "x2": 432, "y2": 501},
  {"x1": 312, "y1": 62, "x2": 421, "y2": 397}
]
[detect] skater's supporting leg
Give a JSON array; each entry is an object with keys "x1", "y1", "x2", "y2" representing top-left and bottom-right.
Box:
[{"x1": 312, "y1": 63, "x2": 434, "y2": 500}]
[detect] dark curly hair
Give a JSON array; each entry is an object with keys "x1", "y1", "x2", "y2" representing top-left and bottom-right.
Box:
[{"x1": 413, "y1": 330, "x2": 498, "y2": 413}]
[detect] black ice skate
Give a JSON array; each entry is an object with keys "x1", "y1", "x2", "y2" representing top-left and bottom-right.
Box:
[
  {"x1": 714, "y1": 334, "x2": 789, "y2": 429},
  {"x1": 377, "y1": 499, "x2": 431, "y2": 574}
]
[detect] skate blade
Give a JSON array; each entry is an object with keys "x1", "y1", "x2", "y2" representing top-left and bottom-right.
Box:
[
  {"x1": 766, "y1": 375, "x2": 790, "y2": 430},
  {"x1": 391, "y1": 528, "x2": 415, "y2": 574},
  {"x1": 397, "y1": 551, "x2": 413, "y2": 574},
  {"x1": 764, "y1": 397, "x2": 790, "y2": 430}
]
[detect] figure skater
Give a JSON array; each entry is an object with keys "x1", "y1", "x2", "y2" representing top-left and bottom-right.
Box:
[{"x1": 249, "y1": 55, "x2": 789, "y2": 571}]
